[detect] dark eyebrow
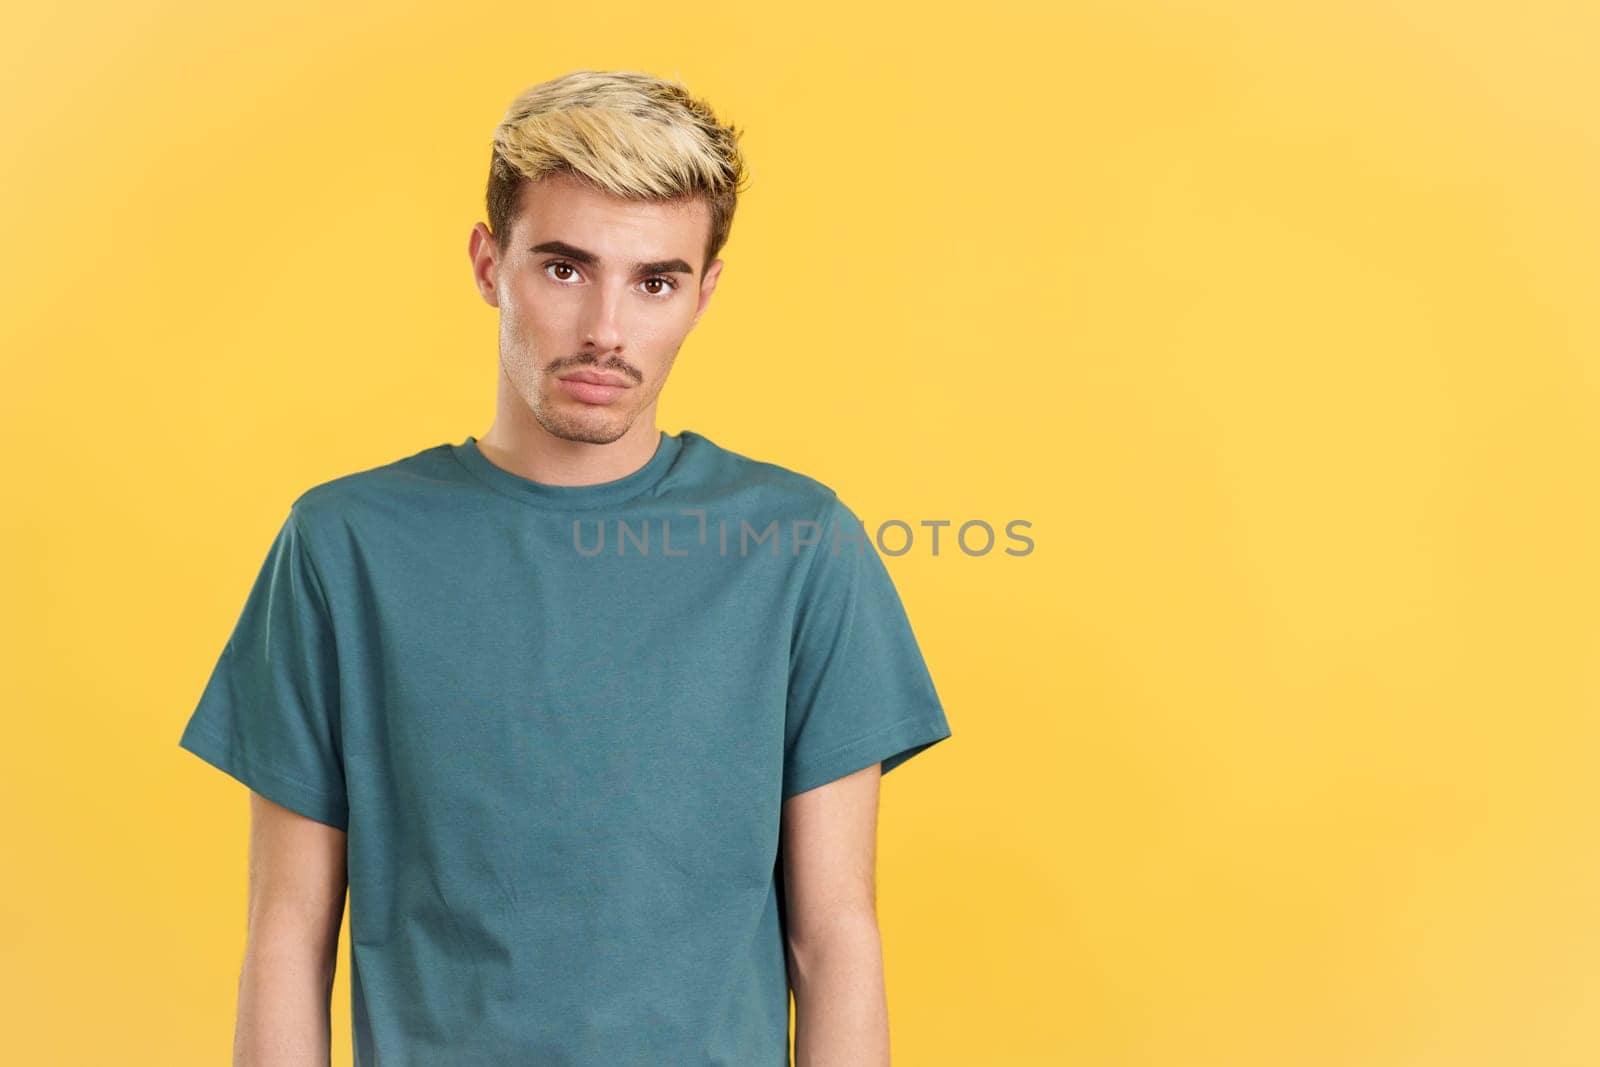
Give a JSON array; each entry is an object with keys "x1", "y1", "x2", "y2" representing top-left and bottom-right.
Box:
[{"x1": 529, "y1": 240, "x2": 695, "y2": 277}]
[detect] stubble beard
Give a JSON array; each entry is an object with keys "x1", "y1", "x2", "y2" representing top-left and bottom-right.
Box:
[{"x1": 500, "y1": 344, "x2": 641, "y2": 446}]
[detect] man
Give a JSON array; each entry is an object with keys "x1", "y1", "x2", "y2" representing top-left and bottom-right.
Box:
[{"x1": 179, "y1": 68, "x2": 952, "y2": 1065}]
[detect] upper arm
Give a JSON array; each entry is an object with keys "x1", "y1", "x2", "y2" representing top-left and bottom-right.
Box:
[
  {"x1": 779, "y1": 760, "x2": 882, "y2": 954},
  {"x1": 246, "y1": 789, "x2": 348, "y2": 959},
  {"x1": 781, "y1": 495, "x2": 951, "y2": 802},
  {"x1": 179, "y1": 506, "x2": 351, "y2": 833}
]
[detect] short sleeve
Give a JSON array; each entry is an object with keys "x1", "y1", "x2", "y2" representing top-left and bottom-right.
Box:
[
  {"x1": 782, "y1": 495, "x2": 953, "y2": 799},
  {"x1": 177, "y1": 505, "x2": 349, "y2": 830}
]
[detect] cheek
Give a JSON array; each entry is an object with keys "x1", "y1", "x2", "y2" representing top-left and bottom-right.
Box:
[
  {"x1": 507, "y1": 286, "x2": 573, "y2": 338},
  {"x1": 639, "y1": 302, "x2": 696, "y2": 345}
]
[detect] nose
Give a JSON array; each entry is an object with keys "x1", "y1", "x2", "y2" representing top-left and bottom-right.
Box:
[{"x1": 580, "y1": 281, "x2": 625, "y2": 355}]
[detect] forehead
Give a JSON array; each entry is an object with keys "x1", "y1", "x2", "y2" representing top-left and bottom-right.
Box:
[{"x1": 513, "y1": 173, "x2": 710, "y2": 250}]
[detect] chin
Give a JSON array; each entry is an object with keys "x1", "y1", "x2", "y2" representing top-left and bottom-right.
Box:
[{"x1": 534, "y1": 402, "x2": 633, "y2": 445}]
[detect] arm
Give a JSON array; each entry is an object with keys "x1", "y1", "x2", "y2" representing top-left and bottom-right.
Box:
[
  {"x1": 233, "y1": 791, "x2": 348, "y2": 1066},
  {"x1": 780, "y1": 762, "x2": 891, "y2": 1067}
]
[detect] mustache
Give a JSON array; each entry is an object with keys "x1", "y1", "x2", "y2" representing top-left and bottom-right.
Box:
[{"x1": 550, "y1": 355, "x2": 643, "y2": 383}]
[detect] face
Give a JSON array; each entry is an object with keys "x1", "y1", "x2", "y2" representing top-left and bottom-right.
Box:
[{"x1": 469, "y1": 172, "x2": 723, "y2": 445}]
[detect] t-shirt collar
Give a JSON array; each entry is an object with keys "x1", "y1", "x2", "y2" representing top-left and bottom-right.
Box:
[{"x1": 450, "y1": 429, "x2": 683, "y2": 511}]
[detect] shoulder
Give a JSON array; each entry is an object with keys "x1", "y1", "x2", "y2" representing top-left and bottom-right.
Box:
[
  {"x1": 672, "y1": 429, "x2": 845, "y2": 519},
  {"x1": 673, "y1": 431, "x2": 873, "y2": 580},
  {"x1": 284, "y1": 439, "x2": 464, "y2": 536}
]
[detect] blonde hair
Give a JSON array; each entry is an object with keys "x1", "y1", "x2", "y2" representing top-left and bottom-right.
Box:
[{"x1": 486, "y1": 70, "x2": 750, "y2": 273}]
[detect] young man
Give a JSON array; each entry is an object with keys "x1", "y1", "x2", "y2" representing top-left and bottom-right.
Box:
[{"x1": 178, "y1": 69, "x2": 952, "y2": 1065}]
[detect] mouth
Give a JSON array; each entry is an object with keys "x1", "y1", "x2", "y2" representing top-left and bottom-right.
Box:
[
  {"x1": 556, "y1": 369, "x2": 631, "y2": 406},
  {"x1": 558, "y1": 370, "x2": 631, "y2": 387}
]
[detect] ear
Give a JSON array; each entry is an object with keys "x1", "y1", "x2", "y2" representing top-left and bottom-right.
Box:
[
  {"x1": 468, "y1": 222, "x2": 502, "y2": 309},
  {"x1": 691, "y1": 258, "x2": 723, "y2": 328}
]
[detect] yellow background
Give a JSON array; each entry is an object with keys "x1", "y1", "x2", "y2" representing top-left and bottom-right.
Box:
[{"x1": 3, "y1": 2, "x2": 1597, "y2": 1064}]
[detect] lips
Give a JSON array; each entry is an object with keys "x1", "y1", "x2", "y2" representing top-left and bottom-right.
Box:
[
  {"x1": 559, "y1": 370, "x2": 630, "y2": 387},
  {"x1": 556, "y1": 372, "x2": 630, "y2": 406}
]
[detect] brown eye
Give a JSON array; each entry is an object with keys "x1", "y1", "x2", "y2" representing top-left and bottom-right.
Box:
[{"x1": 546, "y1": 261, "x2": 577, "y2": 282}]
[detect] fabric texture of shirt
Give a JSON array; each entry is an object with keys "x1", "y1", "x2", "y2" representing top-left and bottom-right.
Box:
[{"x1": 177, "y1": 427, "x2": 953, "y2": 1065}]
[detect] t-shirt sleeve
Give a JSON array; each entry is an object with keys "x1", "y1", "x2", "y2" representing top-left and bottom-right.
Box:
[
  {"x1": 177, "y1": 505, "x2": 349, "y2": 830},
  {"x1": 782, "y1": 494, "x2": 953, "y2": 800}
]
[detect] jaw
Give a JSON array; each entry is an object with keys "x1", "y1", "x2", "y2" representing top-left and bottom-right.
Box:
[{"x1": 530, "y1": 385, "x2": 652, "y2": 445}]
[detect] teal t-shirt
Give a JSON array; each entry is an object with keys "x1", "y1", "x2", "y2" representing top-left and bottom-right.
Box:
[{"x1": 177, "y1": 427, "x2": 953, "y2": 1065}]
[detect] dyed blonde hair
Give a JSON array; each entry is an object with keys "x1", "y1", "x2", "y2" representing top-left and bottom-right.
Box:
[{"x1": 486, "y1": 70, "x2": 749, "y2": 273}]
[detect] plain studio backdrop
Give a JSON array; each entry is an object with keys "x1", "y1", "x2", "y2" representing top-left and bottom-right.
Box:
[{"x1": 2, "y1": 2, "x2": 1596, "y2": 1064}]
